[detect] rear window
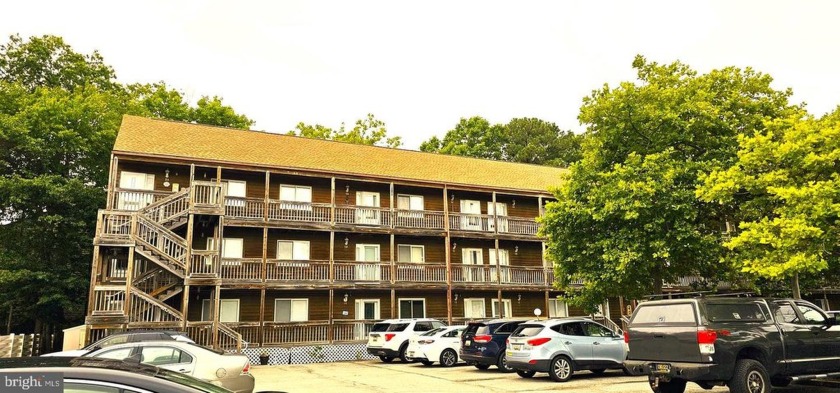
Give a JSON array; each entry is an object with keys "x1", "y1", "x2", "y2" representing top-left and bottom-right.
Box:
[
  {"x1": 387, "y1": 323, "x2": 410, "y2": 332},
  {"x1": 511, "y1": 324, "x2": 544, "y2": 337},
  {"x1": 632, "y1": 303, "x2": 697, "y2": 325},
  {"x1": 371, "y1": 323, "x2": 390, "y2": 332},
  {"x1": 494, "y1": 321, "x2": 523, "y2": 334},
  {"x1": 705, "y1": 303, "x2": 768, "y2": 322},
  {"x1": 465, "y1": 323, "x2": 488, "y2": 335}
]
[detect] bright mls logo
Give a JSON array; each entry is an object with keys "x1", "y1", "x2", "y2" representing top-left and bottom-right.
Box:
[{"x1": 1, "y1": 372, "x2": 62, "y2": 393}]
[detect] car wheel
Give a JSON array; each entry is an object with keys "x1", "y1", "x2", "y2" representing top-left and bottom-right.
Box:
[
  {"x1": 439, "y1": 349, "x2": 458, "y2": 367},
  {"x1": 497, "y1": 352, "x2": 515, "y2": 373},
  {"x1": 649, "y1": 377, "x2": 687, "y2": 393},
  {"x1": 728, "y1": 359, "x2": 770, "y2": 393},
  {"x1": 591, "y1": 368, "x2": 606, "y2": 375},
  {"x1": 474, "y1": 364, "x2": 491, "y2": 370},
  {"x1": 516, "y1": 370, "x2": 536, "y2": 378},
  {"x1": 398, "y1": 343, "x2": 410, "y2": 363},
  {"x1": 379, "y1": 355, "x2": 394, "y2": 363},
  {"x1": 548, "y1": 355, "x2": 574, "y2": 382},
  {"x1": 420, "y1": 360, "x2": 433, "y2": 366}
]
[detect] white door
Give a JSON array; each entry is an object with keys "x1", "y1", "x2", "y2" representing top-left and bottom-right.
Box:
[
  {"x1": 461, "y1": 248, "x2": 483, "y2": 282},
  {"x1": 354, "y1": 299, "x2": 381, "y2": 340},
  {"x1": 487, "y1": 202, "x2": 508, "y2": 232},
  {"x1": 355, "y1": 244, "x2": 381, "y2": 280},
  {"x1": 492, "y1": 299, "x2": 513, "y2": 318},
  {"x1": 355, "y1": 192, "x2": 381, "y2": 225},
  {"x1": 460, "y1": 200, "x2": 482, "y2": 230},
  {"x1": 464, "y1": 299, "x2": 486, "y2": 318},
  {"x1": 118, "y1": 171, "x2": 155, "y2": 210},
  {"x1": 489, "y1": 249, "x2": 510, "y2": 282}
]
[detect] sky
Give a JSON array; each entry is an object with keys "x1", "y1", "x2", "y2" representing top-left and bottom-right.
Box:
[{"x1": 3, "y1": 0, "x2": 840, "y2": 149}]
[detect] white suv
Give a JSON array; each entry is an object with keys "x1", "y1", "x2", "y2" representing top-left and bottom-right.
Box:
[{"x1": 366, "y1": 318, "x2": 446, "y2": 362}]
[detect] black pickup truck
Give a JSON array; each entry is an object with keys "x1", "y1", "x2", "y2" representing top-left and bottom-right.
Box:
[{"x1": 624, "y1": 297, "x2": 840, "y2": 393}]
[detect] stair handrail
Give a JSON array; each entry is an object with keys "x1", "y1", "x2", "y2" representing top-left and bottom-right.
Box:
[
  {"x1": 135, "y1": 216, "x2": 188, "y2": 267},
  {"x1": 217, "y1": 323, "x2": 244, "y2": 352},
  {"x1": 130, "y1": 286, "x2": 183, "y2": 320},
  {"x1": 140, "y1": 188, "x2": 190, "y2": 225}
]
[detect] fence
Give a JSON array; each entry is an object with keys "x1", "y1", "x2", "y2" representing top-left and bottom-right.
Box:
[{"x1": 0, "y1": 334, "x2": 41, "y2": 357}]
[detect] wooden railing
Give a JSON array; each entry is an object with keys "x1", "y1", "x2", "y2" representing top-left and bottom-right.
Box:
[
  {"x1": 133, "y1": 268, "x2": 179, "y2": 295},
  {"x1": 226, "y1": 322, "x2": 260, "y2": 348},
  {"x1": 333, "y1": 261, "x2": 391, "y2": 282},
  {"x1": 112, "y1": 189, "x2": 171, "y2": 211},
  {"x1": 143, "y1": 189, "x2": 190, "y2": 227},
  {"x1": 451, "y1": 265, "x2": 494, "y2": 283},
  {"x1": 500, "y1": 266, "x2": 548, "y2": 286},
  {"x1": 218, "y1": 323, "x2": 244, "y2": 352},
  {"x1": 224, "y1": 197, "x2": 265, "y2": 220},
  {"x1": 135, "y1": 216, "x2": 187, "y2": 268},
  {"x1": 128, "y1": 290, "x2": 182, "y2": 323},
  {"x1": 91, "y1": 286, "x2": 125, "y2": 315},
  {"x1": 499, "y1": 216, "x2": 540, "y2": 236},
  {"x1": 185, "y1": 322, "x2": 214, "y2": 348},
  {"x1": 190, "y1": 251, "x2": 219, "y2": 277},
  {"x1": 392, "y1": 209, "x2": 446, "y2": 230},
  {"x1": 263, "y1": 321, "x2": 329, "y2": 345},
  {"x1": 192, "y1": 181, "x2": 223, "y2": 207},
  {"x1": 266, "y1": 260, "x2": 330, "y2": 282},
  {"x1": 448, "y1": 213, "x2": 492, "y2": 232},
  {"x1": 97, "y1": 210, "x2": 133, "y2": 240},
  {"x1": 267, "y1": 200, "x2": 331, "y2": 223},
  {"x1": 394, "y1": 263, "x2": 447, "y2": 283},
  {"x1": 335, "y1": 206, "x2": 393, "y2": 227},
  {"x1": 332, "y1": 320, "x2": 377, "y2": 342},
  {"x1": 219, "y1": 258, "x2": 263, "y2": 281}
]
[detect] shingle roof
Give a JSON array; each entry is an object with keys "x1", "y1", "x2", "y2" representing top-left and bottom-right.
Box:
[{"x1": 114, "y1": 115, "x2": 567, "y2": 194}]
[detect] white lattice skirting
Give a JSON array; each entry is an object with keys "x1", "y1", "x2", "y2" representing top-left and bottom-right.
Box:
[{"x1": 244, "y1": 343, "x2": 377, "y2": 365}]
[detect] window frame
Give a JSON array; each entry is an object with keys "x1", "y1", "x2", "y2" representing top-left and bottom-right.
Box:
[
  {"x1": 398, "y1": 298, "x2": 426, "y2": 319},
  {"x1": 397, "y1": 244, "x2": 425, "y2": 263},
  {"x1": 273, "y1": 298, "x2": 309, "y2": 322},
  {"x1": 463, "y1": 298, "x2": 486, "y2": 318}
]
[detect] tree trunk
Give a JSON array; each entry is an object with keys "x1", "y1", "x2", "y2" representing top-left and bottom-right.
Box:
[
  {"x1": 792, "y1": 273, "x2": 801, "y2": 300},
  {"x1": 5, "y1": 304, "x2": 11, "y2": 334}
]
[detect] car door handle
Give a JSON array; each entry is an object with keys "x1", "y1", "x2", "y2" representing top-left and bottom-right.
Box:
[
  {"x1": 565, "y1": 341, "x2": 572, "y2": 345},
  {"x1": 178, "y1": 369, "x2": 187, "y2": 372},
  {"x1": 593, "y1": 342, "x2": 600, "y2": 345}
]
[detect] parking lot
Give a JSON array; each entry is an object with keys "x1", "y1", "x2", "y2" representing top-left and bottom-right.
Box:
[{"x1": 251, "y1": 360, "x2": 838, "y2": 393}]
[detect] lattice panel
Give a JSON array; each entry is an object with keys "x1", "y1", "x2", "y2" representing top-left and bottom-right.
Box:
[{"x1": 244, "y1": 343, "x2": 376, "y2": 365}]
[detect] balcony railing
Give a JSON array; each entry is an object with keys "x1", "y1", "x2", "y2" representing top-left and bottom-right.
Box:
[
  {"x1": 499, "y1": 266, "x2": 548, "y2": 286},
  {"x1": 498, "y1": 216, "x2": 540, "y2": 236},
  {"x1": 448, "y1": 213, "x2": 492, "y2": 232},
  {"x1": 97, "y1": 210, "x2": 133, "y2": 241},
  {"x1": 332, "y1": 319, "x2": 377, "y2": 342},
  {"x1": 113, "y1": 189, "x2": 172, "y2": 211},
  {"x1": 391, "y1": 210, "x2": 445, "y2": 230},
  {"x1": 220, "y1": 258, "x2": 263, "y2": 281},
  {"x1": 266, "y1": 260, "x2": 330, "y2": 282},
  {"x1": 263, "y1": 321, "x2": 329, "y2": 345},
  {"x1": 91, "y1": 286, "x2": 125, "y2": 315},
  {"x1": 190, "y1": 251, "x2": 219, "y2": 277},
  {"x1": 225, "y1": 322, "x2": 259, "y2": 348},
  {"x1": 394, "y1": 263, "x2": 447, "y2": 283},
  {"x1": 224, "y1": 197, "x2": 265, "y2": 220},
  {"x1": 451, "y1": 265, "x2": 494, "y2": 283},
  {"x1": 192, "y1": 181, "x2": 223, "y2": 207},
  {"x1": 267, "y1": 200, "x2": 331, "y2": 223},
  {"x1": 335, "y1": 206, "x2": 393, "y2": 227},
  {"x1": 333, "y1": 261, "x2": 391, "y2": 282}
]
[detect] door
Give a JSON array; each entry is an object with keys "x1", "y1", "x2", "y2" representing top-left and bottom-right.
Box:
[
  {"x1": 460, "y1": 200, "x2": 482, "y2": 230},
  {"x1": 487, "y1": 202, "x2": 508, "y2": 232},
  {"x1": 584, "y1": 322, "x2": 625, "y2": 367},
  {"x1": 356, "y1": 191, "x2": 381, "y2": 225},
  {"x1": 555, "y1": 322, "x2": 595, "y2": 366},
  {"x1": 794, "y1": 301, "x2": 840, "y2": 373},
  {"x1": 355, "y1": 244, "x2": 381, "y2": 281},
  {"x1": 489, "y1": 249, "x2": 510, "y2": 282},
  {"x1": 461, "y1": 248, "x2": 483, "y2": 282},
  {"x1": 140, "y1": 346, "x2": 195, "y2": 374},
  {"x1": 464, "y1": 298, "x2": 486, "y2": 318},
  {"x1": 118, "y1": 171, "x2": 155, "y2": 210},
  {"x1": 772, "y1": 301, "x2": 817, "y2": 375},
  {"x1": 355, "y1": 299, "x2": 380, "y2": 339},
  {"x1": 492, "y1": 299, "x2": 512, "y2": 318}
]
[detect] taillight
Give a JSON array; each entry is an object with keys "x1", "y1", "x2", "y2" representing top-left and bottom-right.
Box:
[
  {"x1": 385, "y1": 333, "x2": 396, "y2": 342},
  {"x1": 623, "y1": 331, "x2": 630, "y2": 344},
  {"x1": 697, "y1": 328, "x2": 717, "y2": 355},
  {"x1": 474, "y1": 335, "x2": 492, "y2": 343},
  {"x1": 527, "y1": 337, "x2": 551, "y2": 346},
  {"x1": 505, "y1": 338, "x2": 510, "y2": 345},
  {"x1": 242, "y1": 362, "x2": 250, "y2": 374}
]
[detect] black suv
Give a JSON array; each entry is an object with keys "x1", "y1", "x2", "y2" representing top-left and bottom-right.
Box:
[{"x1": 460, "y1": 319, "x2": 527, "y2": 372}]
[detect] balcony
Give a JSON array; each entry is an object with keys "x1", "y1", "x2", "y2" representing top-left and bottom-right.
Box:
[
  {"x1": 91, "y1": 286, "x2": 125, "y2": 315},
  {"x1": 394, "y1": 262, "x2": 447, "y2": 284},
  {"x1": 333, "y1": 261, "x2": 391, "y2": 283},
  {"x1": 263, "y1": 321, "x2": 329, "y2": 345},
  {"x1": 219, "y1": 258, "x2": 263, "y2": 281},
  {"x1": 266, "y1": 260, "x2": 330, "y2": 282}
]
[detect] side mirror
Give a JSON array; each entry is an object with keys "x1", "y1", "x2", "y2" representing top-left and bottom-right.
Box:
[{"x1": 825, "y1": 317, "x2": 836, "y2": 327}]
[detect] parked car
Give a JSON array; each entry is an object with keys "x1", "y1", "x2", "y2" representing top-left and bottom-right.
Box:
[
  {"x1": 460, "y1": 319, "x2": 528, "y2": 372},
  {"x1": 0, "y1": 357, "x2": 234, "y2": 393},
  {"x1": 506, "y1": 317, "x2": 626, "y2": 382},
  {"x1": 624, "y1": 297, "x2": 840, "y2": 393},
  {"x1": 406, "y1": 325, "x2": 466, "y2": 367},
  {"x1": 366, "y1": 318, "x2": 446, "y2": 362},
  {"x1": 43, "y1": 330, "x2": 194, "y2": 357},
  {"x1": 82, "y1": 340, "x2": 254, "y2": 393}
]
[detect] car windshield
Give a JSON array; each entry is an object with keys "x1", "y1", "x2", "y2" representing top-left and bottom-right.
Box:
[
  {"x1": 371, "y1": 323, "x2": 390, "y2": 332},
  {"x1": 421, "y1": 328, "x2": 447, "y2": 336},
  {"x1": 510, "y1": 324, "x2": 543, "y2": 337}
]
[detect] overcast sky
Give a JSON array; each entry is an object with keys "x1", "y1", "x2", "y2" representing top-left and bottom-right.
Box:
[{"x1": 4, "y1": 0, "x2": 840, "y2": 149}]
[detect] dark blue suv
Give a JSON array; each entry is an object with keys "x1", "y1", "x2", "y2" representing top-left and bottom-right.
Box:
[{"x1": 460, "y1": 319, "x2": 527, "y2": 372}]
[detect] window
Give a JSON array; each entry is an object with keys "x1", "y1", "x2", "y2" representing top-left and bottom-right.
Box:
[
  {"x1": 487, "y1": 202, "x2": 508, "y2": 232},
  {"x1": 355, "y1": 299, "x2": 380, "y2": 320},
  {"x1": 274, "y1": 299, "x2": 308, "y2": 322},
  {"x1": 355, "y1": 244, "x2": 381, "y2": 281},
  {"x1": 279, "y1": 185, "x2": 312, "y2": 209},
  {"x1": 632, "y1": 303, "x2": 697, "y2": 325},
  {"x1": 117, "y1": 171, "x2": 155, "y2": 210},
  {"x1": 464, "y1": 298, "x2": 486, "y2": 318},
  {"x1": 223, "y1": 180, "x2": 247, "y2": 207},
  {"x1": 399, "y1": 299, "x2": 425, "y2": 318},
  {"x1": 775, "y1": 302, "x2": 799, "y2": 324},
  {"x1": 277, "y1": 240, "x2": 310, "y2": 260},
  {"x1": 201, "y1": 299, "x2": 240, "y2": 322},
  {"x1": 397, "y1": 194, "x2": 424, "y2": 210},
  {"x1": 797, "y1": 303, "x2": 826, "y2": 324},
  {"x1": 414, "y1": 321, "x2": 433, "y2": 331},
  {"x1": 461, "y1": 248, "x2": 483, "y2": 282},
  {"x1": 491, "y1": 299, "x2": 512, "y2": 318},
  {"x1": 554, "y1": 322, "x2": 586, "y2": 336},
  {"x1": 584, "y1": 322, "x2": 613, "y2": 337},
  {"x1": 548, "y1": 298, "x2": 569, "y2": 318},
  {"x1": 460, "y1": 199, "x2": 482, "y2": 230},
  {"x1": 141, "y1": 346, "x2": 192, "y2": 365},
  {"x1": 95, "y1": 347, "x2": 134, "y2": 360},
  {"x1": 397, "y1": 245, "x2": 425, "y2": 263},
  {"x1": 355, "y1": 191, "x2": 381, "y2": 225},
  {"x1": 119, "y1": 171, "x2": 155, "y2": 190},
  {"x1": 489, "y1": 249, "x2": 510, "y2": 282}
]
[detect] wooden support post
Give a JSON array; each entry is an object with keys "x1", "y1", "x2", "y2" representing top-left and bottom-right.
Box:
[
  {"x1": 390, "y1": 234, "x2": 395, "y2": 285},
  {"x1": 542, "y1": 241, "x2": 549, "y2": 287},
  {"x1": 330, "y1": 177, "x2": 336, "y2": 224},
  {"x1": 538, "y1": 196, "x2": 544, "y2": 217},
  {"x1": 188, "y1": 164, "x2": 196, "y2": 209},
  {"x1": 544, "y1": 291, "x2": 550, "y2": 320},
  {"x1": 124, "y1": 246, "x2": 136, "y2": 320},
  {"x1": 212, "y1": 285, "x2": 221, "y2": 349},
  {"x1": 259, "y1": 288, "x2": 266, "y2": 347},
  {"x1": 264, "y1": 171, "x2": 270, "y2": 221},
  {"x1": 443, "y1": 186, "x2": 452, "y2": 325},
  {"x1": 87, "y1": 246, "x2": 101, "y2": 317},
  {"x1": 182, "y1": 214, "x2": 195, "y2": 330},
  {"x1": 106, "y1": 155, "x2": 118, "y2": 210},
  {"x1": 495, "y1": 238, "x2": 502, "y2": 316},
  {"x1": 329, "y1": 232, "x2": 335, "y2": 284},
  {"x1": 262, "y1": 227, "x2": 268, "y2": 282},
  {"x1": 328, "y1": 289, "x2": 334, "y2": 343},
  {"x1": 492, "y1": 192, "x2": 498, "y2": 234},
  {"x1": 497, "y1": 288, "x2": 503, "y2": 318},
  {"x1": 391, "y1": 289, "x2": 396, "y2": 319}
]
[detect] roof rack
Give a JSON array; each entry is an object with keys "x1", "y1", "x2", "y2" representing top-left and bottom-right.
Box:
[{"x1": 644, "y1": 291, "x2": 757, "y2": 300}]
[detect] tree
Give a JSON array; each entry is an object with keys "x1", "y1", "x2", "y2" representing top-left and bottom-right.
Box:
[
  {"x1": 419, "y1": 116, "x2": 504, "y2": 160},
  {"x1": 697, "y1": 109, "x2": 840, "y2": 298},
  {"x1": 0, "y1": 34, "x2": 252, "y2": 337},
  {"x1": 288, "y1": 113, "x2": 401, "y2": 148},
  {"x1": 541, "y1": 56, "x2": 798, "y2": 310}
]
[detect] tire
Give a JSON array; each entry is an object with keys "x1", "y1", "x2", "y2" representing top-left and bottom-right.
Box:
[
  {"x1": 622, "y1": 366, "x2": 633, "y2": 376},
  {"x1": 497, "y1": 352, "x2": 515, "y2": 373},
  {"x1": 420, "y1": 360, "x2": 433, "y2": 366},
  {"x1": 591, "y1": 368, "x2": 606, "y2": 375},
  {"x1": 728, "y1": 359, "x2": 770, "y2": 393},
  {"x1": 649, "y1": 377, "x2": 687, "y2": 393},
  {"x1": 379, "y1": 355, "x2": 394, "y2": 363},
  {"x1": 398, "y1": 343, "x2": 410, "y2": 363},
  {"x1": 439, "y1": 349, "x2": 458, "y2": 367},
  {"x1": 548, "y1": 355, "x2": 574, "y2": 382},
  {"x1": 474, "y1": 364, "x2": 491, "y2": 370},
  {"x1": 516, "y1": 370, "x2": 536, "y2": 378}
]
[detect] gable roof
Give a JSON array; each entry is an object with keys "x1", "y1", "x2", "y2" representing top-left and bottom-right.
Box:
[{"x1": 114, "y1": 115, "x2": 567, "y2": 194}]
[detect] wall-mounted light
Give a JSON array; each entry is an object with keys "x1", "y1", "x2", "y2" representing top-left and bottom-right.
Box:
[
  {"x1": 454, "y1": 293, "x2": 459, "y2": 301},
  {"x1": 517, "y1": 294, "x2": 522, "y2": 302},
  {"x1": 514, "y1": 246, "x2": 519, "y2": 255},
  {"x1": 344, "y1": 237, "x2": 349, "y2": 248},
  {"x1": 512, "y1": 199, "x2": 516, "y2": 208},
  {"x1": 343, "y1": 293, "x2": 349, "y2": 303},
  {"x1": 452, "y1": 242, "x2": 457, "y2": 251},
  {"x1": 163, "y1": 169, "x2": 171, "y2": 187},
  {"x1": 450, "y1": 194, "x2": 455, "y2": 203},
  {"x1": 345, "y1": 185, "x2": 350, "y2": 204}
]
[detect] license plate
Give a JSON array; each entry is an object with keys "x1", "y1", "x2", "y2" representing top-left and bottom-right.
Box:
[
  {"x1": 653, "y1": 363, "x2": 671, "y2": 374},
  {"x1": 465, "y1": 340, "x2": 471, "y2": 346},
  {"x1": 372, "y1": 337, "x2": 379, "y2": 342},
  {"x1": 512, "y1": 344, "x2": 522, "y2": 350},
  {"x1": 408, "y1": 351, "x2": 415, "y2": 357}
]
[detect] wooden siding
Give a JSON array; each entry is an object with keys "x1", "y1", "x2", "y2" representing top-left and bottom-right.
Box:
[
  {"x1": 393, "y1": 185, "x2": 445, "y2": 212},
  {"x1": 265, "y1": 290, "x2": 330, "y2": 321},
  {"x1": 117, "y1": 161, "x2": 191, "y2": 192},
  {"x1": 266, "y1": 229, "x2": 331, "y2": 261},
  {"x1": 221, "y1": 227, "x2": 265, "y2": 258},
  {"x1": 335, "y1": 180, "x2": 392, "y2": 208},
  {"x1": 498, "y1": 241, "x2": 543, "y2": 267},
  {"x1": 396, "y1": 290, "x2": 449, "y2": 319},
  {"x1": 220, "y1": 169, "x2": 266, "y2": 199},
  {"x1": 333, "y1": 233, "x2": 392, "y2": 261},
  {"x1": 393, "y1": 236, "x2": 446, "y2": 262},
  {"x1": 268, "y1": 174, "x2": 332, "y2": 204},
  {"x1": 333, "y1": 290, "x2": 392, "y2": 320},
  {"x1": 449, "y1": 191, "x2": 492, "y2": 214},
  {"x1": 495, "y1": 194, "x2": 540, "y2": 218}
]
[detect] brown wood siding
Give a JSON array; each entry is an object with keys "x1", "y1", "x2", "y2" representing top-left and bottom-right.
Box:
[
  {"x1": 333, "y1": 233, "x2": 391, "y2": 261},
  {"x1": 266, "y1": 229, "x2": 331, "y2": 260},
  {"x1": 268, "y1": 174, "x2": 332, "y2": 204},
  {"x1": 333, "y1": 290, "x2": 392, "y2": 320},
  {"x1": 393, "y1": 236, "x2": 446, "y2": 263},
  {"x1": 608, "y1": 297, "x2": 622, "y2": 322},
  {"x1": 191, "y1": 219, "x2": 220, "y2": 250},
  {"x1": 450, "y1": 191, "x2": 492, "y2": 214},
  {"x1": 334, "y1": 180, "x2": 391, "y2": 208},
  {"x1": 265, "y1": 290, "x2": 330, "y2": 321},
  {"x1": 449, "y1": 239, "x2": 497, "y2": 265},
  {"x1": 393, "y1": 185, "x2": 444, "y2": 212},
  {"x1": 186, "y1": 288, "x2": 262, "y2": 321},
  {"x1": 498, "y1": 241, "x2": 543, "y2": 267},
  {"x1": 220, "y1": 169, "x2": 266, "y2": 199},
  {"x1": 495, "y1": 195, "x2": 540, "y2": 218},
  {"x1": 513, "y1": 293, "x2": 546, "y2": 318},
  {"x1": 221, "y1": 227, "x2": 264, "y2": 258},
  {"x1": 395, "y1": 290, "x2": 449, "y2": 319},
  {"x1": 117, "y1": 162, "x2": 191, "y2": 192}
]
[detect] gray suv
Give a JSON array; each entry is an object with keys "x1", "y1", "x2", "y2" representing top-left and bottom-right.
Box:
[{"x1": 506, "y1": 318, "x2": 626, "y2": 382}]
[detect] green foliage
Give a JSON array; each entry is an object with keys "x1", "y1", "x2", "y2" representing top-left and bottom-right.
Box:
[
  {"x1": 542, "y1": 56, "x2": 797, "y2": 309},
  {"x1": 419, "y1": 116, "x2": 582, "y2": 166},
  {"x1": 288, "y1": 113, "x2": 401, "y2": 147},
  {"x1": 0, "y1": 34, "x2": 251, "y2": 333},
  {"x1": 697, "y1": 110, "x2": 840, "y2": 284}
]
